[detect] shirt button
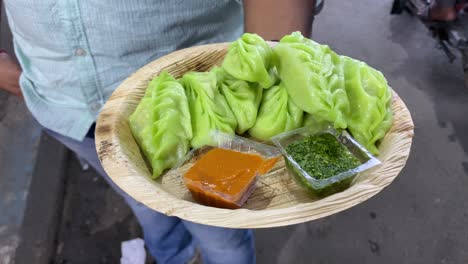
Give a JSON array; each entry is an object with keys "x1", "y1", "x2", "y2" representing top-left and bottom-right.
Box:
[
  {"x1": 90, "y1": 101, "x2": 101, "y2": 112},
  {"x1": 75, "y1": 48, "x2": 87, "y2": 56}
]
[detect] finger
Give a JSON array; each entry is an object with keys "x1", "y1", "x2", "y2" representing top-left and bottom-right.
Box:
[
  {"x1": 0, "y1": 50, "x2": 10, "y2": 59},
  {"x1": 12, "y1": 83, "x2": 22, "y2": 95},
  {"x1": 2, "y1": 83, "x2": 22, "y2": 98},
  {"x1": 11, "y1": 87, "x2": 23, "y2": 98}
]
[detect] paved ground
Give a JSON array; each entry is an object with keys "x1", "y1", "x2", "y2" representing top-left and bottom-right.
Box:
[
  {"x1": 3, "y1": 0, "x2": 468, "y2": 263},
  {"x1": 0, "y1": 5, "x2": 42, "y2": 264},
  {"x1": 0, "y1": 93, "x2": 40, "y2": 264},
  {"x1": 52, "y1": 156, "x2": 146, "y2": 264}
]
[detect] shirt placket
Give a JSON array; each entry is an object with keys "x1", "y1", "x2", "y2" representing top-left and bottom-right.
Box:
[{"x1": 62, "y1": 0, "x2": 104, "y2": 116}]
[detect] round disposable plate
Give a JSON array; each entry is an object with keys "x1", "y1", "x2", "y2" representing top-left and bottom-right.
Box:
[{"x1": 95, "y1": 43, "x2": 414, "y2": 228}]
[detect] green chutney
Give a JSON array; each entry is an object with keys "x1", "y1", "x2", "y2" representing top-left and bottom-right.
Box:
[{"x1": 285, "y1": 133, "x2": 361, "y2": 179}]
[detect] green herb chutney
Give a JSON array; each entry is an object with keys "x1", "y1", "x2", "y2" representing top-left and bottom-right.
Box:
[{"x1": 285, "y1": 133, "x2": 361, "y2": 180}]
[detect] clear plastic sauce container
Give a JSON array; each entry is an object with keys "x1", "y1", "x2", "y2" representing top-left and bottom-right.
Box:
[
  {"x1": 179, "y1": 132, "x2": 280, "y2": 209},
  {"x1": 272, "y1": 127, "x2": 381, "y2": 197}
]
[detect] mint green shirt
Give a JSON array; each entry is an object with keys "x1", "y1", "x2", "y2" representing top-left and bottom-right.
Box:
[{"x1": 5, "y1": 0, "x2": 243, "y2": 140}]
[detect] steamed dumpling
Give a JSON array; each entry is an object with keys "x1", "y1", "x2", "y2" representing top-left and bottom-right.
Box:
[
  {"x1": 222, "y1": 33, "x2": 276, "y2": 88},
  {"x1": 303, "y1": 113, "x2": 330, "y2": 130},
  {"x1": 275, "y1": 32, "x2": 392, "y2": 154},
  {"x1": 181, "y1": 71, "x2": 237, "y2": 148},
  {"x1": 213, "y1": 67, "x2": 263, "y2": 134},
  {"x1": 273, "y1": 31, "x2": 349, "y2": 129},
  {"x1": 129, "y1": 71, "x2": 192, "y2": 178},
  {"x1": 249, "y1": 83, "x2": 303, "y2": 141},
  {"x1": 342, "y1": 56, "x2": 393, "y2": 154}
]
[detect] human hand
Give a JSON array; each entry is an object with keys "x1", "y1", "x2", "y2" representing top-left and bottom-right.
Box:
[{"x1": 0, "y1": 50, "x2": 22, "y2": 97}]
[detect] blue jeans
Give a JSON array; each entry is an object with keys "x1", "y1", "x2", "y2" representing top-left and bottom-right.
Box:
[{"x1": 46, "y1": 128, "x2": 255, "y2": 264}]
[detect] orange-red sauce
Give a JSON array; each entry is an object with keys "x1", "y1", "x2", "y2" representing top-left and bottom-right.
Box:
[{"x1": 184, "y1": 148, "x2": 278, "y2": 209}]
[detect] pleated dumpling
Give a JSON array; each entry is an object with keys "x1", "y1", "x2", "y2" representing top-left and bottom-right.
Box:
[
  {"x1": 273, "y1": 31, "x2": 349, "y2": 129},
  {"x1": 129, "y1": 71, "x2": 192, "y2": 178},
  {"x1": 303, "y1": 113, "x2": 330, "y2": 130},
  {"x1": 248, "y1": 83, "x2": 303, "y2": 141},
  {"x1": 342, "y1": 56, "x2": 393, "y2": 154},
  {"x1": 181, "y1": 71, "x2": 237, "y2": 148},
  {"x1": 213, "y1": 67, "x2": 263, "y2": 134},
  {"x1": 222, "y1": 33, "x2": 276, "y2": 89}
]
